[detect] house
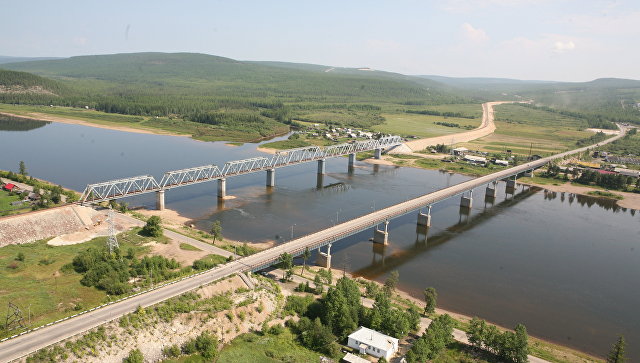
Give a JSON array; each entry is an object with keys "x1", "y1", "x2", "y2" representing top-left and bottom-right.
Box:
[
  {"x1": 27, "y1": 192, "x2": 41, "y2": 201},
  {"x1": 452, "y1": 147, "x2": 468, "y2": 156},
  {"x1": 3, "y1": 183, "x2": 17, "y2": 192},
  {"x1": 347, "y1": 326, "x2": 399, "y2": 361},
  {"x1": 463, "y1": 155, "x2": 487, "y2": 165}
]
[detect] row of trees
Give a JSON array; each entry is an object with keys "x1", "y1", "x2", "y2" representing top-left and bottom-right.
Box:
[
  {"x1": 405, "y1": 314, "x2": 456, "y2": 362},
  {"x1": 467, "y1": 318, "x2": 529, "y2": 363},
  {"x1": 575, "y1": 170, "x2": 639, "y2": 190}
]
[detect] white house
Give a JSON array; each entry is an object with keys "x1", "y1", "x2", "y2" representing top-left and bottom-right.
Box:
[
  {"x1": 347, "y1": 326, "x2": 399, "y2": 361},
  {"x1": 463, "y1": 155, "x2": 487, "y2": 164}
]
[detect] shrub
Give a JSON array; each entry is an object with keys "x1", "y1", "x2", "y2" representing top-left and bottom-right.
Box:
[
  {"x1": 15, "y1": 252, "x2": 25, "y2": 262},
  {"x1": 122, "y1": 348, "x2": 143, "y2": 363},
  {"x1": 141, "y1": 216, "x2": 163, "y2": 237},
  {"x1": 163, "y1": 344, "x2": 180, "y2": 358}
]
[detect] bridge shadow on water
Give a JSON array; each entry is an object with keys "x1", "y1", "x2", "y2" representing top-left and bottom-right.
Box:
[{"x1": 352, "y1": 186, "x2": 542, "y2": 280}]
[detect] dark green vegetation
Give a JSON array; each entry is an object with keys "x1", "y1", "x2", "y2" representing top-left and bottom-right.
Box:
[
  {"x1": 406, "y1": 314, "x2": 456, "y2": 362},
  {"x1": 607, "y1": 336, "x2": 626, "y2": 363},
  {"x1": 603, "y1": 128, "x2": 640, "y2": 156},
  {"x1": 423, "y1": 75, "x2": 640, "y2": 126},
  {"x1": 141, "y1": 215, "x2": 163, "y2": 237},
  {"x1": 467, "y1": 318, "x2": 529, "y2": 363},
  {"x1": 0, "y1": 53, "x2": 470, "y2": 142}
]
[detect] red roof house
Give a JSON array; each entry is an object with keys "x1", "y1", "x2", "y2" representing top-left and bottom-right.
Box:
[{"x1": 3, "y1": 183, "x2": 16, "y2": 191}]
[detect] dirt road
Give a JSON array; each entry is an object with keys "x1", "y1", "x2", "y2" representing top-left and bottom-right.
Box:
[{"x1": 403, "y1": 101, "x2": 515, "y2": 152}]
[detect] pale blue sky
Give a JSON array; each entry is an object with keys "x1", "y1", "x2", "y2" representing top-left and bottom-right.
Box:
[{"x1": 2, "y1": 0, "x2": 638, "y2": 81}]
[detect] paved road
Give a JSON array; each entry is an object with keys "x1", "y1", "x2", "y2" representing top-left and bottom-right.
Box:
[{"x1": 0, "y1": 125, "x2": 626, "y2": 362}]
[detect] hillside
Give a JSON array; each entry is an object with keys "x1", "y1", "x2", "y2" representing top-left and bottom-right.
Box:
[
  {"x1": 0, "y1": 69, "x2": 70, "y2": 105},
  {"x1": 0, "y1": 52, "x2": 472, "y2": 141}
]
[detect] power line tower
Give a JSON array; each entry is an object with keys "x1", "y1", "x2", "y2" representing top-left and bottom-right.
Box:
[
  {"x1": 5, "y1": 302, "x2": 25, "y2": 331},
  {"x1": 107, "y1": 208, "x2": 119, "y2": 254}
]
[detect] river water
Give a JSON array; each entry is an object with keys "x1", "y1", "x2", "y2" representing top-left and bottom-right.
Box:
[{"x1": 1, "y1": 117, "x2": 639, "y2": 359}]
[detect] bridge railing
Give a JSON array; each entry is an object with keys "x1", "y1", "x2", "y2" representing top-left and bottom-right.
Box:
[{"x1": 79, "y1": 135, "x2": 403, "y2": 204}]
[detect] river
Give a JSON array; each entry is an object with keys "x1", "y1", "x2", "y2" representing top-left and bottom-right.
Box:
[{"x1": 1, "y1": 116, "x2": 639, "y2": 359}]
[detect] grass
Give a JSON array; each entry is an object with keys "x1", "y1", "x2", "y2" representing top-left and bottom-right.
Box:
[
  {"x1": 0, "y1": 228, "x2": 156, "y2": 337},
  {"x1": 374, "y1": 109, "x2": 482, "y2": 138},
  {"x1": 193, "y1": 254, "x2": 228, "y2": 266},
  {"x1": 518, "y1": 175, "x2": 567, "y2": 186},
  {"x1": 216, "y1": 329, "x2": 323, "y2": 363},
  {"x1": 179, "y1": 243, "x2": 202, "y2": 251},
  {"x1": 456, "y1": 104, "x2": 601, "y2": 158},
  {"x1": 411, "y1": 158, "x2": 507, "y2": 177},
  {"x1": 587, "y1": 190, "x2": 624, "y2": 200},
  {"x1": 0, "y1": 189, "x2": 29, "y2": 214},
  {"x1": 0, "y1": 104, "x2": 290, "y2": 143}
]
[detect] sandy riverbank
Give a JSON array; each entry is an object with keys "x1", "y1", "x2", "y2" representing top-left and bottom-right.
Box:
[
  {"x1": 520, "y1": 180, "x2": 640, "y2": 210},
  {"x1": 0, "y1": 111, "x2": 189, "y2": 137}
]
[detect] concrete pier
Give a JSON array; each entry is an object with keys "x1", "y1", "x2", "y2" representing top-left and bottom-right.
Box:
[
  {"x1": 316, "y1": 243, "x2": 332, "y2": 268},
  {"x1": 373, "y1": 220, "x2": 389, "y2": 245},
  {"x1": 217, "y1": 178, "x2": 226, "y2": 199},
  {"x1": 266, "y1": 168, "x2": 275, "y2": 187},
  {"x1": 417, "y1": 206, "x2": 432, "y2": 227},
  {"x1": 316, "y1": 174, "x2": 324, "y2": 189},
  {"x1": 485, "y1": 184, "x2": 497, "y2": 198},
  {"x1": 460, "y1": 190, "x2": 473, "y2": 209},
  {"x1": 156, "y1": 190, "x2": 165, "y2": 211},
  {"x1": 348, "y1": 153, "x2": 356, "y2": 170},
  {"x1": 506, "y1": 178, "x2": 517, "y2": 193},
  {"x1": 317, "y1": 159, "x2": 326, "y2": 175},
  {"x1": 523, "y1": 169, "x2": 533, "y2": 177},
  {"x1": 374, "y1": 148, "x2": 382, "y2": 159}
]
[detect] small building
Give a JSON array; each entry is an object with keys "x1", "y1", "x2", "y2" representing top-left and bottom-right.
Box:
[
  {"x1": 342, "y1": 352, "x2": 370, "y2": 363},
  {"x1": 452, "y1": 147, "x2": 468, "y2": 156},
  {"x1": 614, "y1": 168, "x2": 640, "y2": 178},
  {"x1": 3, "y1": 183, "x2": 16, "y2": 192},
  {"x1": 27, "y1": 192, "x2": 41, "y2": 201},
  {"x1": 347, "y1": 326, "x2": 399, "y2": 361},
  {"x1": 494, "y1": 159, "x2": 509, "y2": 166},
  {"x1": 463, "y1": 155, "x2": 487, "y2": 165}
]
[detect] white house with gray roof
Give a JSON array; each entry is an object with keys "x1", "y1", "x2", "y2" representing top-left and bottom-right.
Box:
[{"x1": 347, "y1": 326, "x2": 399, "y2": 360}]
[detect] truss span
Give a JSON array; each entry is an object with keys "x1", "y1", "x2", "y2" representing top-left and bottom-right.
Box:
[{"x1": 80, "y1": 136, "x2": 403, "y2": 203}]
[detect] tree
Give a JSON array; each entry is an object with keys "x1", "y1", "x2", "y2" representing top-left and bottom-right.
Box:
[
  {"x1": 122, "y1": 348, "x2": 143, "y2": 363},
  {"x1": 195, "y1": 331, "x2": 218, "y2": 360},
  {"x1": 15, "y1": 252, "x2": 25, "y2": 262},
  {"x1": 423, "y1": 287, "x2": 437, "y2": 315},
  {"x1": 384, "y1": 270, "x2": 399, "y2": 293},
  {"x1": 512, "y1": 324, "x2": 529, "y2": 363},
  {"x1": 278, "y1": 252, "x2": 293, "y2": 280},
  {"x1": 607, "y1": 335, "x2": 626, "y2": 363},
  {"x1": 19, "y1": 161, "x2": 27, "y2": 176},
  {"x1": 210, "y1": 220, "x2": 222, "y2": 243},
  {"x1": 141, "y1": 216, "x2": 163, "y2": 237},
  {"x1": 302, "y1": 247, "x2": 311, "y2": 273}
]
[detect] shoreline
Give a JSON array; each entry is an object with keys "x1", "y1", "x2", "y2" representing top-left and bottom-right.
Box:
[
  {"x1": 519, "y1": 180, "x2": 640, "y2": 210},
  {"x1": 0, "y1": 111, "x2": 190, "y2": 137}
]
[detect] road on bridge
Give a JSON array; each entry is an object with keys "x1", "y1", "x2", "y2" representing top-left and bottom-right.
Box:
[{"x1": 0, "y1": 124, "x2": 627, "y2": 362}]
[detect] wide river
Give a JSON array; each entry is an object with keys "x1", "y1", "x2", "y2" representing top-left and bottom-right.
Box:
[{"x1": 1, "y1": 117, "x2": 639, "y2": 359}]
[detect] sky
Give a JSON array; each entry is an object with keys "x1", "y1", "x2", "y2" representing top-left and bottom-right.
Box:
[{"x1": 2, "y1": 0, "x2": 638, "y2": 81}]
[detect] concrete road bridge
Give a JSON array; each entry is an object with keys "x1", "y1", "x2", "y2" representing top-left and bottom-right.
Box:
[
  {"x1": 0, "y1": 126, "x2": 626, "y2": 362},
  {"x1": 79, "y1": 136, "x2": 403, "y2": 209}
]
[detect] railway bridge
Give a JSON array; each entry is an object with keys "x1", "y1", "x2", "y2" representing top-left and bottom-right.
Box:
[{"x1": 79, "y1": 136, "x2": 402, "y2": 209}]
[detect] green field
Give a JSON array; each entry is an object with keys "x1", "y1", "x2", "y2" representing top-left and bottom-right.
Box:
[
  {"x1": 459, "y1": 103, "x2": 600, "y2": 157},
  {"x1": 0, "y1": 189, "x2": 28, "y2": 213},
  {"x1": 375, "y1": 110, "x2": 481, "y2": 138},
  {"x1": 0, "y1": 228, "x2": 172, "y2": 337}
]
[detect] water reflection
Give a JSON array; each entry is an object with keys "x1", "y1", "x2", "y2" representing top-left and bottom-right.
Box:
[{"x1": 0, "y1": 116, "x2": 50, "y2": 131}]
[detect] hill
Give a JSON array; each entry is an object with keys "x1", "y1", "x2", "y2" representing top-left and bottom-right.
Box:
[
  {"x1": 0, "y1": 69, "x2": 71, "y2": 104},
  {"x1": 0, "y1": 56, "x2": 63, "y2": 65},
  {"x1": 0, "y1": 52, "x2": 473, "y2": 141}
]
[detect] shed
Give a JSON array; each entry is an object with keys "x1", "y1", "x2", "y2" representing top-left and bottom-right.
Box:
[
  {"x1": 494, "y1": 159, "x2": 509, "y2": 166},
  {"x1": 342, "y1": 352, "x2": 370, "y2": 363},
  {"x1": 452, "y1": 147, "x2": 468, "y2": 156},
  {"x1": 463, "y1": 155, "x2": 487, "y2": 164},
  {"x1": 347, "y1": 326, "x2": 399, "y2": 361},
  {"x1": 614, "y1": 168, "x2": 640, "y2": 178}
]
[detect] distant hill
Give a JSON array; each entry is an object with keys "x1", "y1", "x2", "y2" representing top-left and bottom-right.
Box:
[
  {"x1": 0, "y1": 56, "x2": 63, "y2": 65},
  {"x1": 418, "y1": 75, "x2": 555, "y2": 87},
  {"x1": 0, "y1": 69, "x2": 70, "y2": 105}
]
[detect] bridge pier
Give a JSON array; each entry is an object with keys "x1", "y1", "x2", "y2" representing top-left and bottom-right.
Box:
[
  {"x1": 317, "y1": 159, "x2": 326, "y2": 175},
  {"x1": 506, "y1": 177, "x2": 517, "y2": 193},
  {"x1": 523, "y1": 169, "x2": 533, "y2": 177},
  {"x1": 373, "y1": 220, "x2": 389, "y2": 245},
  {"x1": 316, "y1": 173, "x2": 324, "y2": 189},
  {"x1": 266, "y1": 168, "x2": 275, "y2": 187},
  {"x1": 156, "y1": 190, "x2": 165, "y2": 211},
  {"x1": 217, "y1": 178, "x2": 227, "y2": 199},
  {"x1": 417, "y1": 205, "x2": 432, "y2": 227},
  {"x1": 374, "y1": 148, "x2": 382, "y2": 159},
  {"x1": 485, "y1": 182, "x2": 497, "y2": 198},
  {"x1": 460, "y1": 190, "x2": 473, "y2": 209},
  {"x1": 348, "y1": 153, "x2": 356, "y2": 171},
  {"x1": 316, "y1": 243, "x2": 332, "y2": 269}
]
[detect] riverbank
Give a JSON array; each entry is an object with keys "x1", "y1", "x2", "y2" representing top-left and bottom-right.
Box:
[{"x1": 0, "y1": 111, "x2": 189, "y2": 137}]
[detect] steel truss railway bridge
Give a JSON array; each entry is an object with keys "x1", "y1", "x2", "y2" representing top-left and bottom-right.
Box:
[
  {"x1": 0, "y1": 127, "x2": 626, "y2": 362},
  {"x1": 79, "y1": 136, "x2": 402, "y2": 209}
]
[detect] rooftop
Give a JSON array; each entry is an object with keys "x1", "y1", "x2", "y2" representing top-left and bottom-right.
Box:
[{"x1": 348, "y1": 326, "x2": 398, "y2": 351}]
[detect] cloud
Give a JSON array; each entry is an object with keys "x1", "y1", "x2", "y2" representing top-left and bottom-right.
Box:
[
  {"x1": 461, "y1": 23, "x2": 489, "y2": 43},
  {"x1": 553, "y1": 40, "x2": 575, "y2": 53}
]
